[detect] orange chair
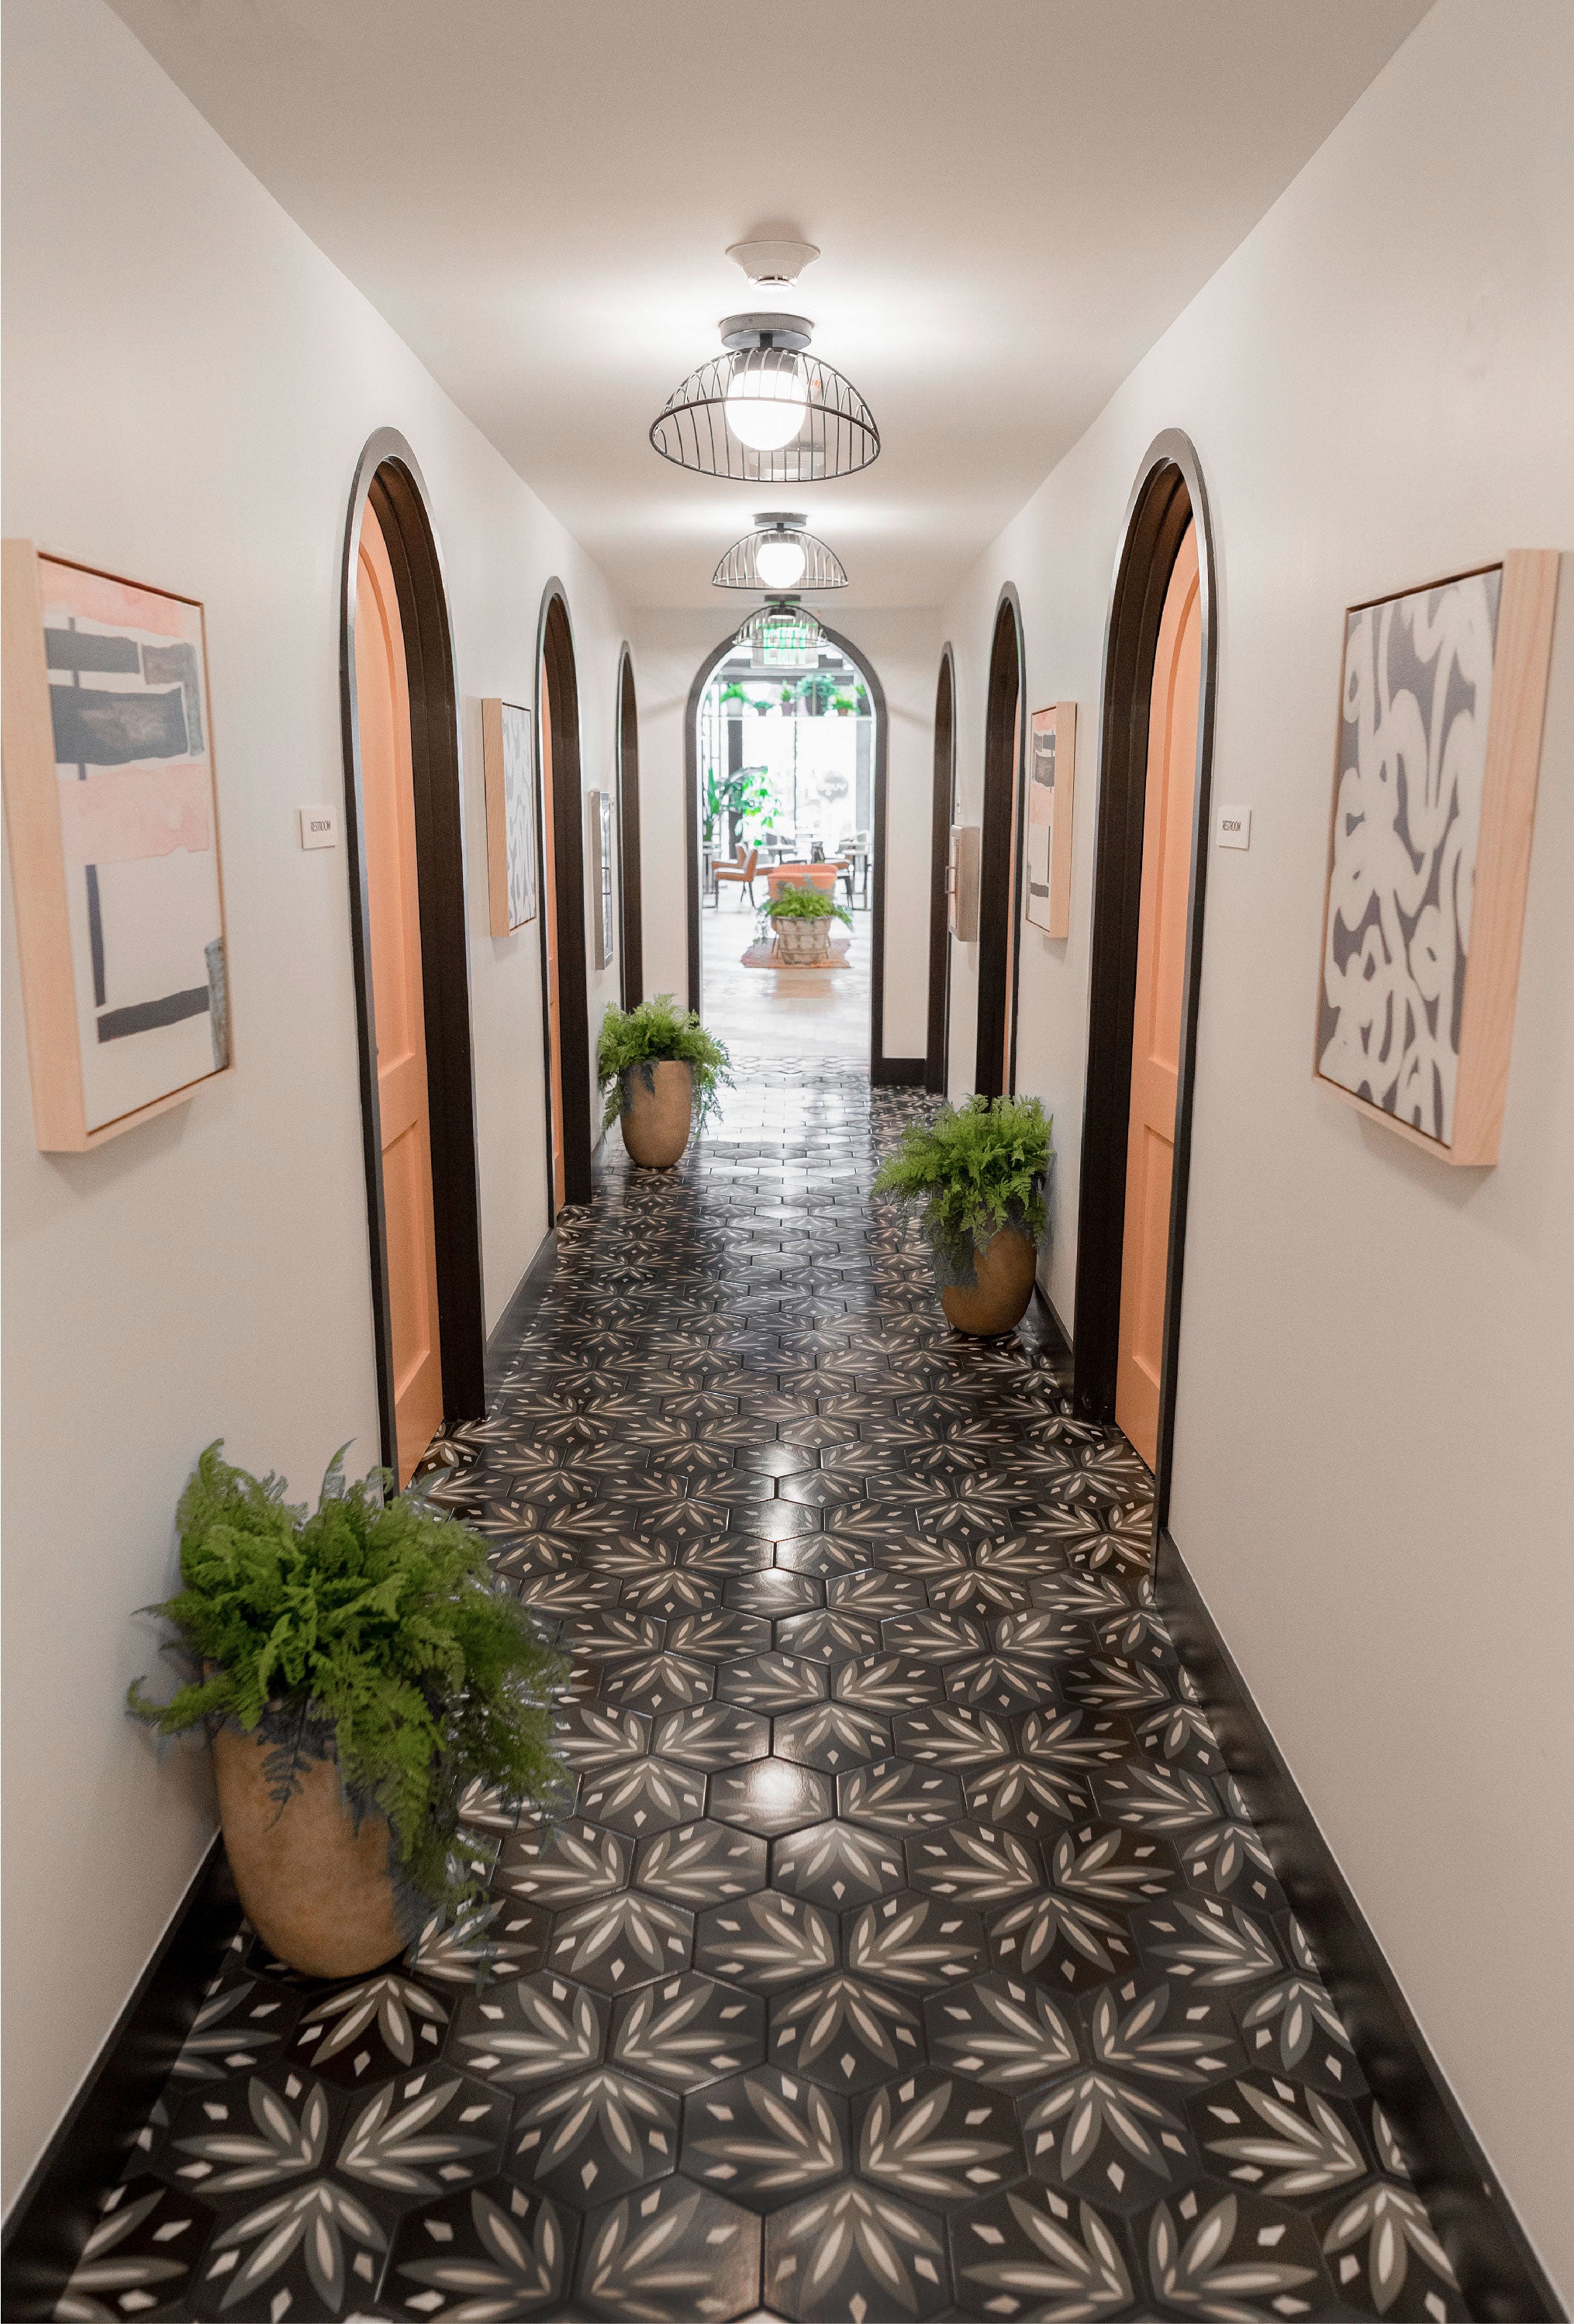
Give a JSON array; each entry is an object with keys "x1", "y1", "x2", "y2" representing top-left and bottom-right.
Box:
[{"x1": 714, "y1": 845, "x2": 759, "y2": 905}]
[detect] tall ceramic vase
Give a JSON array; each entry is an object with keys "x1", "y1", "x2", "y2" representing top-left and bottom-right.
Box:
[
  {"x1": 212, "y1": 1722, "x2": 407, "y2": 1977},
  {"x1": 620, "y1": 1060, "x2": 693, "y2": 1167},
  {"x1": 941, "y1": 1221, "x2": 1037, "y2": 1336},
  {"x1": 775, "y1": 917, "x2": 833, "y2": 965}
]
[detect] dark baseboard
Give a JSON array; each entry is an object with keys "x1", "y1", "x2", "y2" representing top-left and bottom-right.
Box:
[
  {"x1": 1033, "y1": 1279, "x2": 1073, "y2": 1353},
  {"x1": 483, "y1": 1222, "x2": 559, "y2": 1394},
  {"x1": 1, "y1": 1841, "x2": 243, "y2": 2319},
  {"x1": 872, "y1": 1055, "x2": 925, "y2": 1086},
  {"x1": 1154, "y1": 1530, "x2": 1562, "y2": 2323}
]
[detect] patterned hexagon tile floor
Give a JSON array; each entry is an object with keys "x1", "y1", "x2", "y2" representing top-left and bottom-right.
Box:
[{"x1": 61, "y1": 1057, "x2": 1468, "y2": 2322}]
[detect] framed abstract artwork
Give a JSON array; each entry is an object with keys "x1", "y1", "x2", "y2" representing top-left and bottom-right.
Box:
[
  {"x1": 1315, "y1": 550, "x2": 1558, "y2": 1165},
  {"x1": 481, "y1": 697, "x2": 536, "y2": 936},
  {"x1": 589, "y1": 788, "x2": 615, "y2": 972},
  {"x1": 2, "y1": 541, "x2": 232, "y2": 1152},
  {"x1": 1025, "y1": 701, "x2": 1076, "y2": 938}
]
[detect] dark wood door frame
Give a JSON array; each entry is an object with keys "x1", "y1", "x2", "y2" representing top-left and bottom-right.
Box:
[
  {"x1": 1072, "y1": 429, "x2": 1219, "y2": 1535},
  {"x1": 616, "y1": 645, "x2": 644, "y2": 1009},
  {"x1": 973, "y1": 586, "x2": 1025, "y2": 1097},
  {"x1": 925, "y1": 647, "x2": 957, "y2": 1095},
  {"x1": 684, "y1": 622, "x2": 912, "y2": 1081},
  {"x1": 340, "y1": 428, "x2": 485, "y2": 1467},
  {"x1": 537, "y1": 581, "x2": 594, "y2": 1214}
]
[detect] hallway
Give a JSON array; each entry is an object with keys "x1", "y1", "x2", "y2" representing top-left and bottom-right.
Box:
[
  {"x1": 62, "y1": 1057, "x2": 1458, "y2": 2323},
  {"x1": 702, "y1": 898, "x2": 873, "y2": 1065}
]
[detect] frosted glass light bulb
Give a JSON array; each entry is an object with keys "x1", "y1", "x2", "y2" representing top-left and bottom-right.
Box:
[
  {"x1": 724, "y1": 351, "x2": 808, "y2": 452},
  {"x1": 754, "y1": 533, "x2": 807, "y2": 588}
]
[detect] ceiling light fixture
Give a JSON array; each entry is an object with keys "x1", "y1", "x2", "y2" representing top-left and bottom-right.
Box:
[
  {"x1": 713, "y1": 515, "x2": 847, "y2": 593},
  {"x1": 734, "y1": 597, "x2": 825, "y2": 670},
  {"x1": 650, "y1": 302, "x2": 878, "y2": 482}
]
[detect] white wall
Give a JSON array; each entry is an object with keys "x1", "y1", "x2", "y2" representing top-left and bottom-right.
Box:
[
  {"x1": 941, "y1": 0, "x2": 1574, "y2": 2295},
  {"x1": 632, "y1": 605, "x2": 941, "y2": 1063},
  {"x1": 1, "y1": 0, "x2": 627, "y2": 2209}
]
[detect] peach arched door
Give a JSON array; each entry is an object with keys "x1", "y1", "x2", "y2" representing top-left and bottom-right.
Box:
[
  {"x1": 1116, "y1": 522, "x2": 1200, "y2": 1469},
  {"x1": 355, "y1": 502, "x2": 444, "y2": 1484}
]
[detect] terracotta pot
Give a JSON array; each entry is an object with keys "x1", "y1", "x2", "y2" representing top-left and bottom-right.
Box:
[
  {"x1": 774, "y1": 916, "x2": 833, "y2": 965},
  {"x1": 212, "y1": 1721, "x2": 406, "y2": 1977},
  {"x1": 620, "y1": 1059, "x2": 693, "y2": 1167},
  {"x1": 941, "y1": 1221, "x2": 1037, "y2": 1336}
]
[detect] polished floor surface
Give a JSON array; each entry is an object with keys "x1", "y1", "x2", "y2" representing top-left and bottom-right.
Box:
[
  {"x1": 63, "y1": 1060, "x2": 1463, "y2": 2322},
  {"x1": 701, "y1": 896, "x2": 871, "y2": 1064}
]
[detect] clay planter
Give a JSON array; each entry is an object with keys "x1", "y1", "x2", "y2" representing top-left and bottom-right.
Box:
[
  {"x1": 212, "y1": 1720, "x2": 406, "y2": 1977},
  {"x1": 941, "y1": 1221, "x2": 1037, "y2": 1337},
  {"x1": 773, "y1": 916, "x2": 834, "y2": 965},
  {"x1": 620, "y1": 1059, "x2": 693, "y2": 1167}
]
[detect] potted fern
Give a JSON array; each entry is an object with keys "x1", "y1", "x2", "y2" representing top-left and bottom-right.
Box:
[
  {"x1": 598, "y1": 993, "x2": 731, "y2": 1167},
  {"x1": 764, "y1": 883, "x2": 851, "y2": 965},
  {"x1": 873, "y1": 1094, "x2": 1051, "y2": 1334},
  {"x1": 129, "y1": 1444, "x2": 564, "y2": 1977}
]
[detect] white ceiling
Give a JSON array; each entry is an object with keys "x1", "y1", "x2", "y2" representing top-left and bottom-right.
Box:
[{"x1": 109, "y1": 0, "x2": 1432, "y2": 610}]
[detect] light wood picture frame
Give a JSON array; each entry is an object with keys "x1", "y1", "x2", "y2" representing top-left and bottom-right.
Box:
[
  {"x1": 2, "y1": 540, "x2": 233, "y2": 1152},
  {"x1": 481, "y1": 696, "x2": 536, "y2": 936},
  {"x1": 589, "y1": 788, "x2": 615, "y2": 972},
  {"x1": 1025, "y1": 701, "x2": 1076, "y2": 939},
  {"x1": 1314, "y1": 548, "x2": 1559, "y2": 1166}
]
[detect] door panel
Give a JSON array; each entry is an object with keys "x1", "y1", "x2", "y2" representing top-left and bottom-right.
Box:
[
  {"x1": 356, "y1": 503, "x2": 444, "y2": 1484},
  {"x1": 540, "y1": 660, "x2": 566, "y2": 1212},
  {"x1": 1116, "y1": 522, "x2": 1200, "y2": 1468}
]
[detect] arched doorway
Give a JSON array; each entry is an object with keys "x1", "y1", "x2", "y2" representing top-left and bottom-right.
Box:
[
  {"x1": 340, "y1": 430, "x2": 484, "y2": 1480},
  {"x1": 1073, "y1": 430, "x2": 1217, "y2": 1531},
  {"x1": 537, "y1": 584, "x2": 592, "y2": 1215},
  {"x1": 616, "y1": 647, "x2": 644, "y2": 1009},
  {"x1": 683, "y1": 620, "x2": 897, "y2": 1077},
  {"x1": 974, "y1": 590, "x2": 1024, "y2": 1097},
  {"x1": 925, "y1": 648, "x2": 957, "y2": 1095}
]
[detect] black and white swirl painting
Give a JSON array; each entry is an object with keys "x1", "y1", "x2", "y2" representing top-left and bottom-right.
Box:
[{"x1": 1318, "y1": 567, "x2": 1501, "y2": 1144}]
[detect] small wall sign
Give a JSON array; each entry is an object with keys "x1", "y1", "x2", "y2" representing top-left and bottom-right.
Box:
[
  {"x1": 298, "y1": 805, "x2": 339, "y2": 850},
  {"x1": 1215, "y1": 805, "x2": 1251, "y2": 850}
]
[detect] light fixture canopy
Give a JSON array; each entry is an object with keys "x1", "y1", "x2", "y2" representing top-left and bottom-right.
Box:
[
  {"x1": 733, "y1": 596, "x2": 826, "y2": 670},
  {"x1": 713, "y1": 514, "x2": 847, "y2": 593},
  {"x1": 651, "y1": 312, "x2": 879, "y2": 483}
]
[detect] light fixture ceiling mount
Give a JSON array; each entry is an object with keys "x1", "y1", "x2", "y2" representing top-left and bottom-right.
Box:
[
  {"x1": 727, "y1": 237, "x2": 820, "y2": 288},
  {"x1": 713, "y1": 514, "x2": 847, "y2": 593}
]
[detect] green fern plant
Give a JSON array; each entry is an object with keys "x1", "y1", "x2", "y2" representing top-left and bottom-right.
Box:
[
  {"x1": 873, "y1": 1094, "x2": 1051, "y2": 1280},
  {"x1": 764, "y1": 885, "x2": 851, "y2": 927},
  {"x1": 597, "y1": 993, "x2": 732, "y2": 1134},
  {"x1": 129, "y1": 1444, "x2": 566, "y2": 1916}
]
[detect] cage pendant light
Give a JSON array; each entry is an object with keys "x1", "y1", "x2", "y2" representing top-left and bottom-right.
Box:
[
  {"x1": 735, "y1": 597, "x2": 825, "y2": 671},
  {"x1": 713, "y1": 514, "x2": 847, "y2": 592},
  {"x1": 651, "y1": 313, "x2": 879, "y2": 483}
]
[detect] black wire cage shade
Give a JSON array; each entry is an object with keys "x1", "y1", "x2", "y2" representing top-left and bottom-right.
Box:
[
  {"x1": 713, "y1": 515, "x2": 848, "y2": 591},
  {"x1": 651, "y1": 315, "x2": 880, "y2": 483},
  {"x1": 733, "y1": 598, "x2": 827, "y2": 669}
]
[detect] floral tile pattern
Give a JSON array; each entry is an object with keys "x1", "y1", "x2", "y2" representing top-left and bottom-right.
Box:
[{"x1": 60, "y1": 1057, "x2": 1469, "y2": 2321}]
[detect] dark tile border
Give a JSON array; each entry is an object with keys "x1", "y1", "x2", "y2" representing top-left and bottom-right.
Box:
[
  {"x1": 0, "y1": 1843, "x2": 243, "y2": 2320},
  {"x1": 1155, "y1": 1528, "x2": 1563, "y2": 2322}
]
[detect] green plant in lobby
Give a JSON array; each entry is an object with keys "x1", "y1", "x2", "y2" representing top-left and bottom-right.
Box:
[
  {"x1": 873, "y1": 1093, "x2": 1051, "y2": 1333},
  {"x1": 762, "y1": 884, "x2": 852, "y2": 929},
  {"x1": 129, "y1": 1443, "x2": 565, "y2": 1970},
  {"x1": 598, "y1": 994, "x2": 731, "y2": 1164}
]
